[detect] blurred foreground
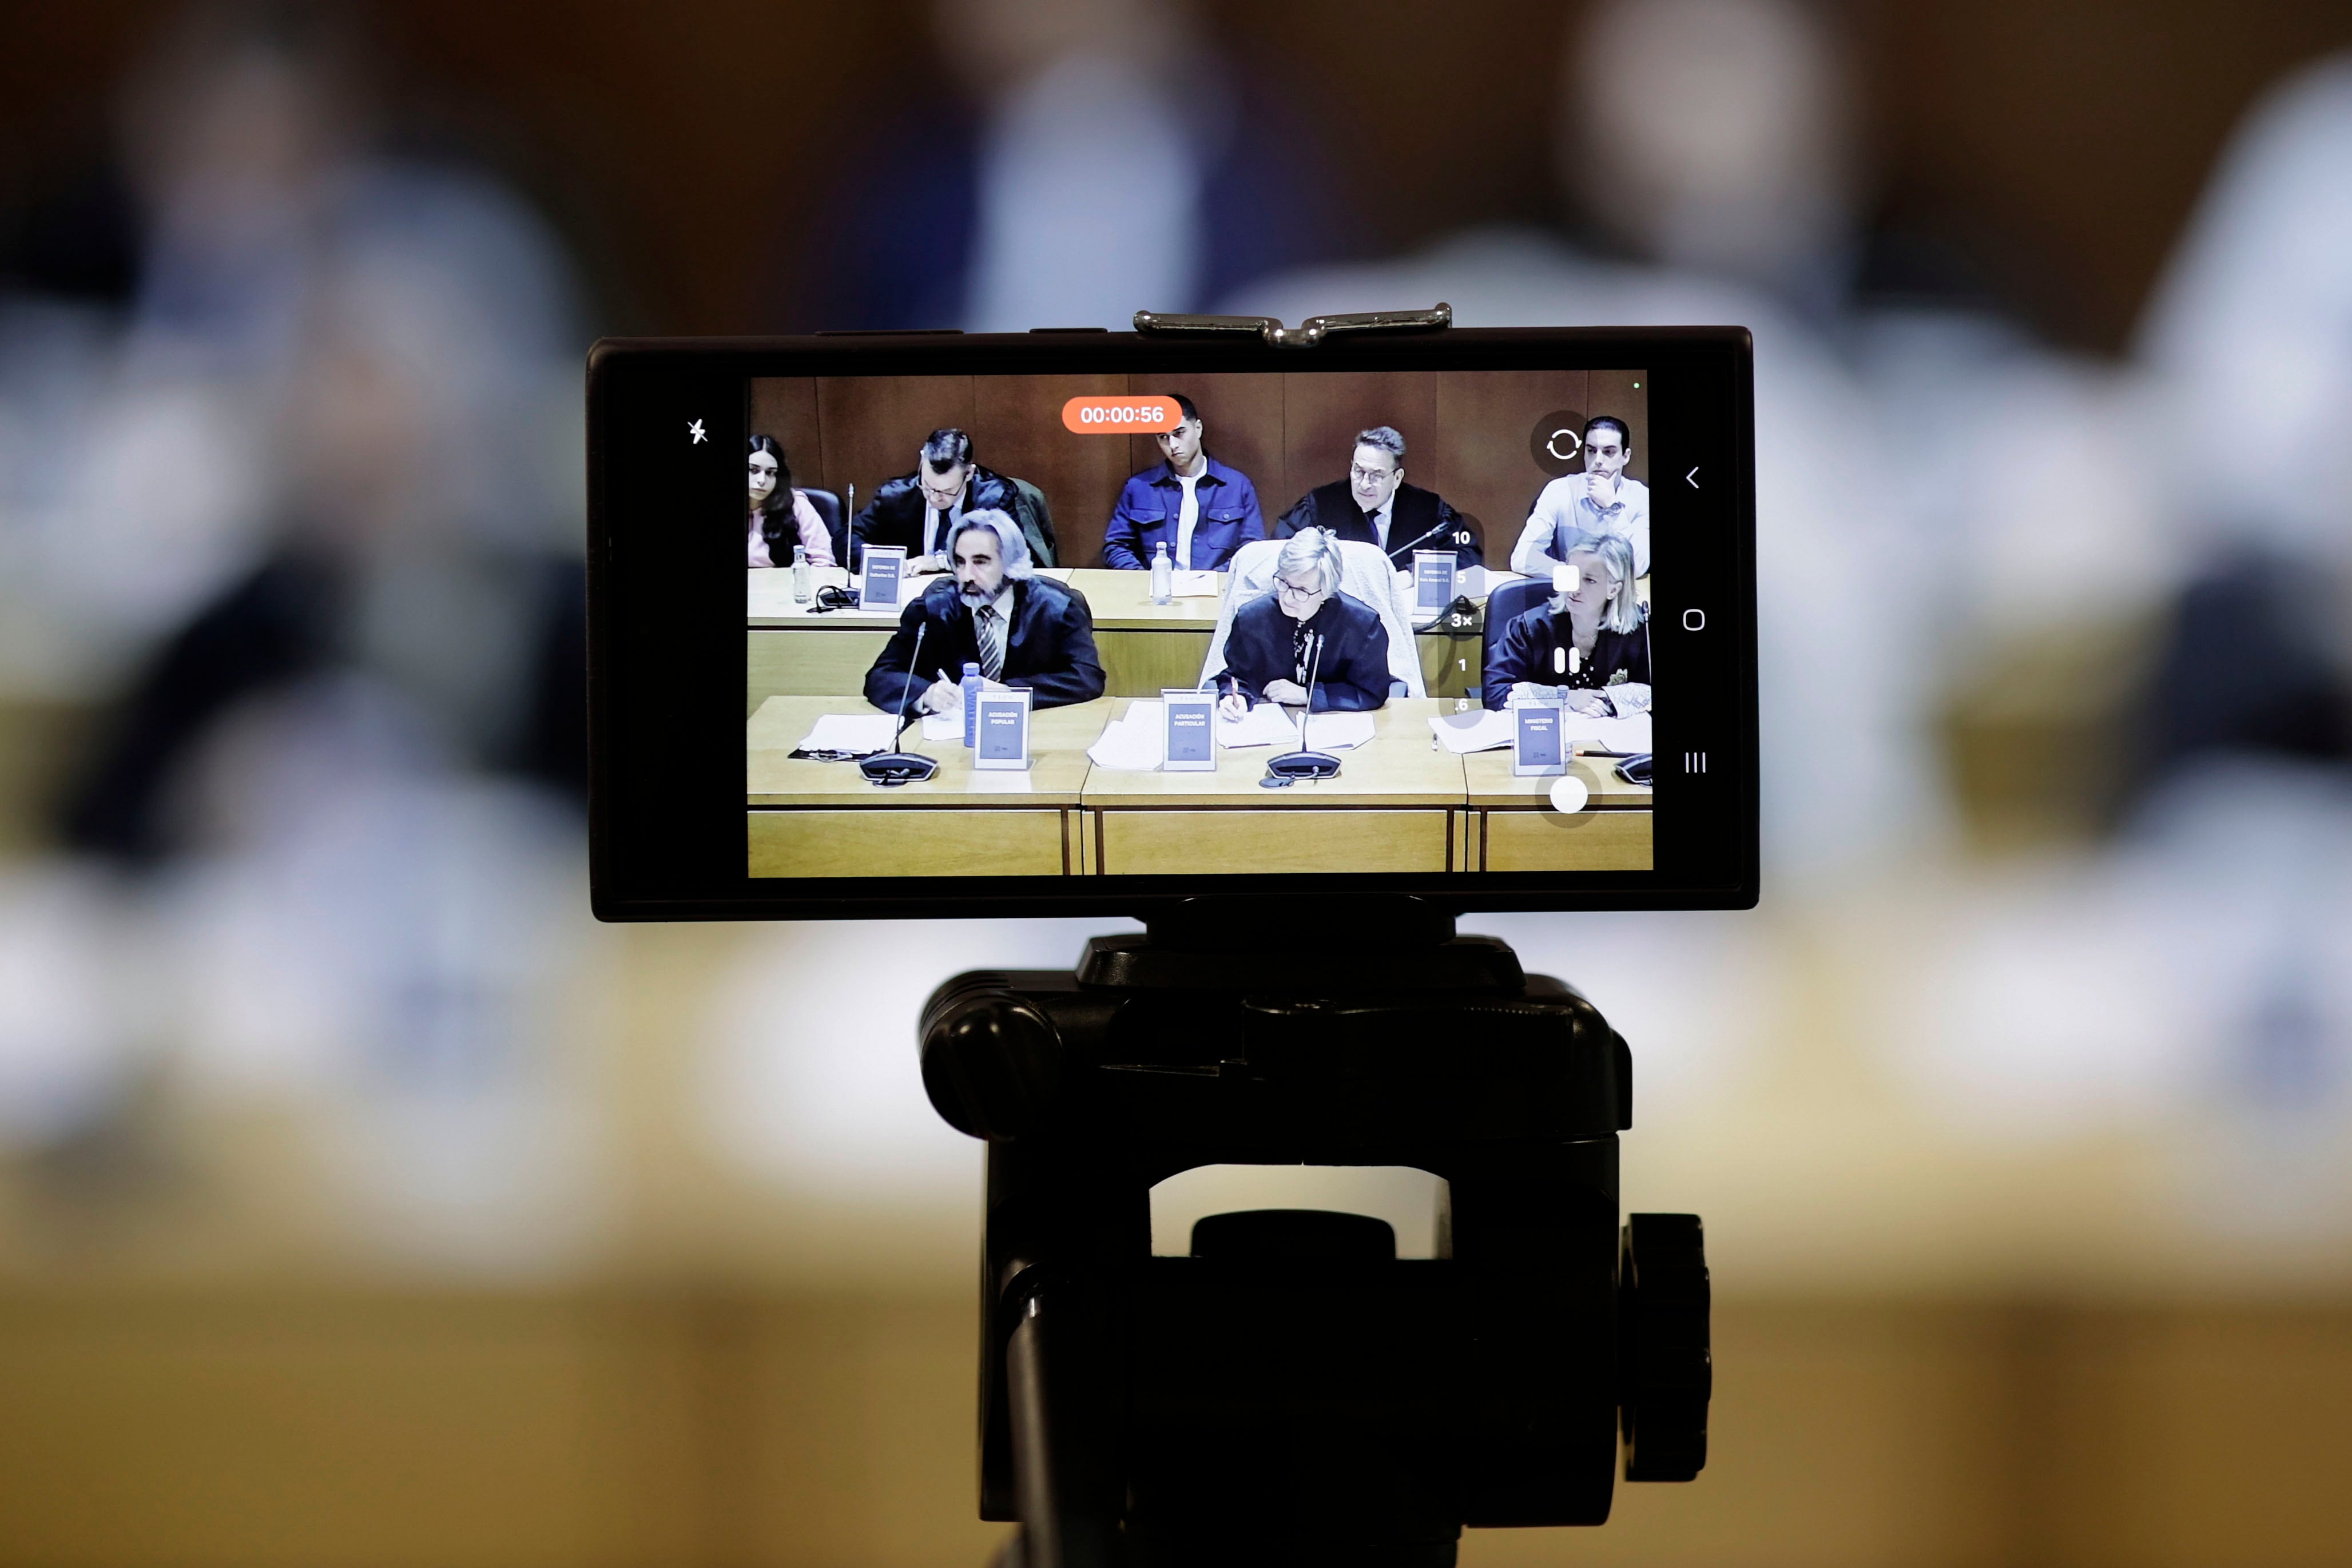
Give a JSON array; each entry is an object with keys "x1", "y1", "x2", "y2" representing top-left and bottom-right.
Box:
[{"x1": 4, "y1": 2, "x2": 2352, "y2": 1565}]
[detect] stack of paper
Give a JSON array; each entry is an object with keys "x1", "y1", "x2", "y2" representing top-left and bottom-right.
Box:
[
  {"x1": 1214, "y1": 703, "x2": 1297, "y2": 749},
  {"x1": 791, "y1": 714, "x2": 897, "y2": 755},
  {"x1": 921, "y1": 710, "x2": 963, "y2": 741},
  {"x1": 1428, "y1": 709, "x2": 1513, "y2": 754},
  {"x1": 1215, "y1": 703, "x2": 1376, "y2": 751},
  {"x1": 1170, "y1": 570, "x2": 1223, "y2": 598},
  {"x1": 1087, "y1": 701, "x2": 1165, "y2": 769}
]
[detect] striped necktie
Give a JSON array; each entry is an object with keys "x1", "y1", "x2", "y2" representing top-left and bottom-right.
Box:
[{"x1": 976, "y1": 604, "x2": 1004, "y2": 681}]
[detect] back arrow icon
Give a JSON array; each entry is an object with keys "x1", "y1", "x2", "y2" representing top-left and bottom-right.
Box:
[{"x1": 1685, "y1": 467, "x2": 1699, "y2": 488}]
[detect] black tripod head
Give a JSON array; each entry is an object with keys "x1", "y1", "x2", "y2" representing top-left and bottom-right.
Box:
[{"x1": 919, "y1": 897, "x2": 1711, "y2": 1568}]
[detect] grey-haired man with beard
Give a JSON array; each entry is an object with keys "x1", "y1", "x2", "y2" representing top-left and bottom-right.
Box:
[{"x1": 863, "y1": 510, "x2": 1105, "y2": 714}]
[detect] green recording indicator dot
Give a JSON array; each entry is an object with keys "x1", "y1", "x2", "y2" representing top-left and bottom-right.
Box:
[{"x1": 1632, "y1": 381, "x2": 1642, "y2": 389}]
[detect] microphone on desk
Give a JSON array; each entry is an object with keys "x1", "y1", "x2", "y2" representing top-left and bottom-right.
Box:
[
  {"x1": 861, "y1": 622, "x2": 941, "y2": 785},
  {"x1": 1384, "y1": 514, "x2": 1459, "y2": 564},
  {"x1": 1265, "y1": 631, "x2": 1342, "y2": 782}
]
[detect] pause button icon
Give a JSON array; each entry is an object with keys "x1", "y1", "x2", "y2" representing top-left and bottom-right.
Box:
[{"x1": 1684, "y1": 752, "x2": 1707, "y2": 774}]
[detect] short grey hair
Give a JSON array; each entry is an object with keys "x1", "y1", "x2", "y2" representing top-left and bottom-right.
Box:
[
  {"x1": 949, "y1": 509, "x2": 1034, "y2": 578},
  {"x1": 1548, "y1": 531, "x2": 1643, "y2": 634},
  {"x1": 1276, "y1": 526, "x2": 1344, "y2": 596},
  {"x1": 1354, "y1": 425, "x2": 1406, "y2": 464}
]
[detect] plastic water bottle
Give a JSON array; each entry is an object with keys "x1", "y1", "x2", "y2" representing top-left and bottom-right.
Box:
[
  {"x1": 1151, "y1": 540, "x2": 1173, "y2": 605},
  {"x1": 791, "y1": 544, "x2": 812, "y2": 603},
  {"x1": 961, "y1": 662, "x2": 984, "y2": 747}
]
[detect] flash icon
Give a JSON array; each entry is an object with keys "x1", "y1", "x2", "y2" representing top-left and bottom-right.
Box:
[{"x1": 688, "y1": 419, "x2": 707, "y2": 444}]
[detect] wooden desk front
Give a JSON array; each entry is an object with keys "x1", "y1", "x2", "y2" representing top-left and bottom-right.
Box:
[
  {"x1": 1077, "y1": 698, "x2": 1469, "y2": 875},
  {"x1": 746, "y1": 694, "x2": 1109, "y2": 877},
  {"x1": 745, "y1": 693, "x2": 1652, "y2": 879},
  {"x1": 1462, "y1": 745, "x2": 1654, "y2": 871}
]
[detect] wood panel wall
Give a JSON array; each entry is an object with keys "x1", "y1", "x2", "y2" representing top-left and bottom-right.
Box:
[{"x1": 750, "y1": 371, "x2": 1648, "y2": 568}]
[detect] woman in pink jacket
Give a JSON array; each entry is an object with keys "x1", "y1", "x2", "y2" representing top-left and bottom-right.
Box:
[{"x1": 746, "y1": 435, "x2": 834, "y2": 567}]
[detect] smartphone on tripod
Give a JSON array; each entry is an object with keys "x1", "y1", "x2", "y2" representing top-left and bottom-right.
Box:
[{"x1": 587, "y1": 311, "x2": 1756, "y2": 1566}]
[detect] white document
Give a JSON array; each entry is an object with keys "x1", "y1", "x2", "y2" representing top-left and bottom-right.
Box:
[
  {"x1": 920, "y1": 710, "x2": 963, "y2": 741},
  {"x1": 1086, "y1": 701, "x2": 1167, "y2": 770},
  {"x1": 1428, "y1": 709, "x2": 1514, "y2": 754},
  {"x1": 1215, "y1": 703, "x2": 1376, "y2": 751},
  {"x1": 1557, "y1": 711, "x2": 1653, "y2": 754},
  {"x1": 1170, "y1": 570, "x2": 1222, "y2": 598},
  {"x1": 793, "y1": 714, "x2": 897, "y2": 755},
  {"x1": 1215, "y1": 702, "x2": 1305, "y2": 749}
]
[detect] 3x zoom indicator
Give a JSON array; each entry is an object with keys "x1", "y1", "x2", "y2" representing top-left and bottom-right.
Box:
[{"x1": 1060, "y1": 395, "x2": 1183, "y2": 434}]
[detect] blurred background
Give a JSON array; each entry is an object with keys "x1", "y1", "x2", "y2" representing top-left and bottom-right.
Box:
[{"x1": 5, "y1": 1, "x2": 2352, "y2": 1563}]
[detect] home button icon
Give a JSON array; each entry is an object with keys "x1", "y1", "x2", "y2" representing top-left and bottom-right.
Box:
[{"x1": 1681, "y1": 608, "x2": 1706, "y2": 632}]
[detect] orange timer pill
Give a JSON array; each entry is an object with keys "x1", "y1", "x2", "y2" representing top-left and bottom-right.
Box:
[{"x1": 1060, "y1": 395, "x2": 1182, "y2": 434}]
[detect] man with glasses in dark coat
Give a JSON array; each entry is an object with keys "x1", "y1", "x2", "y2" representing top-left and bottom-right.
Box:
[{"x1": 1273, "y1": 425, "x2": 1481, "y2": 570}]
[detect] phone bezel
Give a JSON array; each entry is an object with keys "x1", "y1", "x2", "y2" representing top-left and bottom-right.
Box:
[{"x1": 589, "y1": 326, "x2": 1758, "y2": 920}]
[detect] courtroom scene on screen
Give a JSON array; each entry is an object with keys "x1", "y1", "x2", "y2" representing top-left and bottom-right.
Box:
[{"x1": 744, "y1": 369, "x2": 1656, "y2": 879}]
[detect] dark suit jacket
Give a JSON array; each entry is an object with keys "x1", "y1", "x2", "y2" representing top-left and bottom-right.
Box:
[
  {"x1": 863, "y1": 575, "x2": 1105, "y2": 713},
  {"x1": 1274, "y1": 480, "x2": 1480, "y2": 570},
  {"x1": 1209, "y1": 590, "x2": 1392, "y2": 712},
  {"x1": 850, "y1": 464, "x2": 1024, "y2": 566},
  {"x1": 1482, "y1": 604, "x2": 1652, "y2": 710},
  {"x1": 62, "y1": 548, "x2": 586, "y2": 863}
]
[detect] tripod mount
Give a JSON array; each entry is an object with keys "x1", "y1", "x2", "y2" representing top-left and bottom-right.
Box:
[{"x1": 919, "y1": 897, "x2": 1710, "y2": 1568}]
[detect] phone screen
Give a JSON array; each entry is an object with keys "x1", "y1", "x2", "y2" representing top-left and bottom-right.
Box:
[
  {"x1": 590, "y1": 329, "x2": 1754, "y2": 917},
  {"x1": 745, "y1": 365, "x2": 1658, "y2": 879}
]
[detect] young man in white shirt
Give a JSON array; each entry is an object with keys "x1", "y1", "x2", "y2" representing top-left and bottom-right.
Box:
[{"x1": 1511, "y1": 415, "x2": 1651, "y2": 578}]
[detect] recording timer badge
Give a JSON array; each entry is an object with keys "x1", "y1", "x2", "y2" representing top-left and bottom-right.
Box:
[{"x1": 1060, "y1": 395, "x2": 1183, "y2": 433}]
